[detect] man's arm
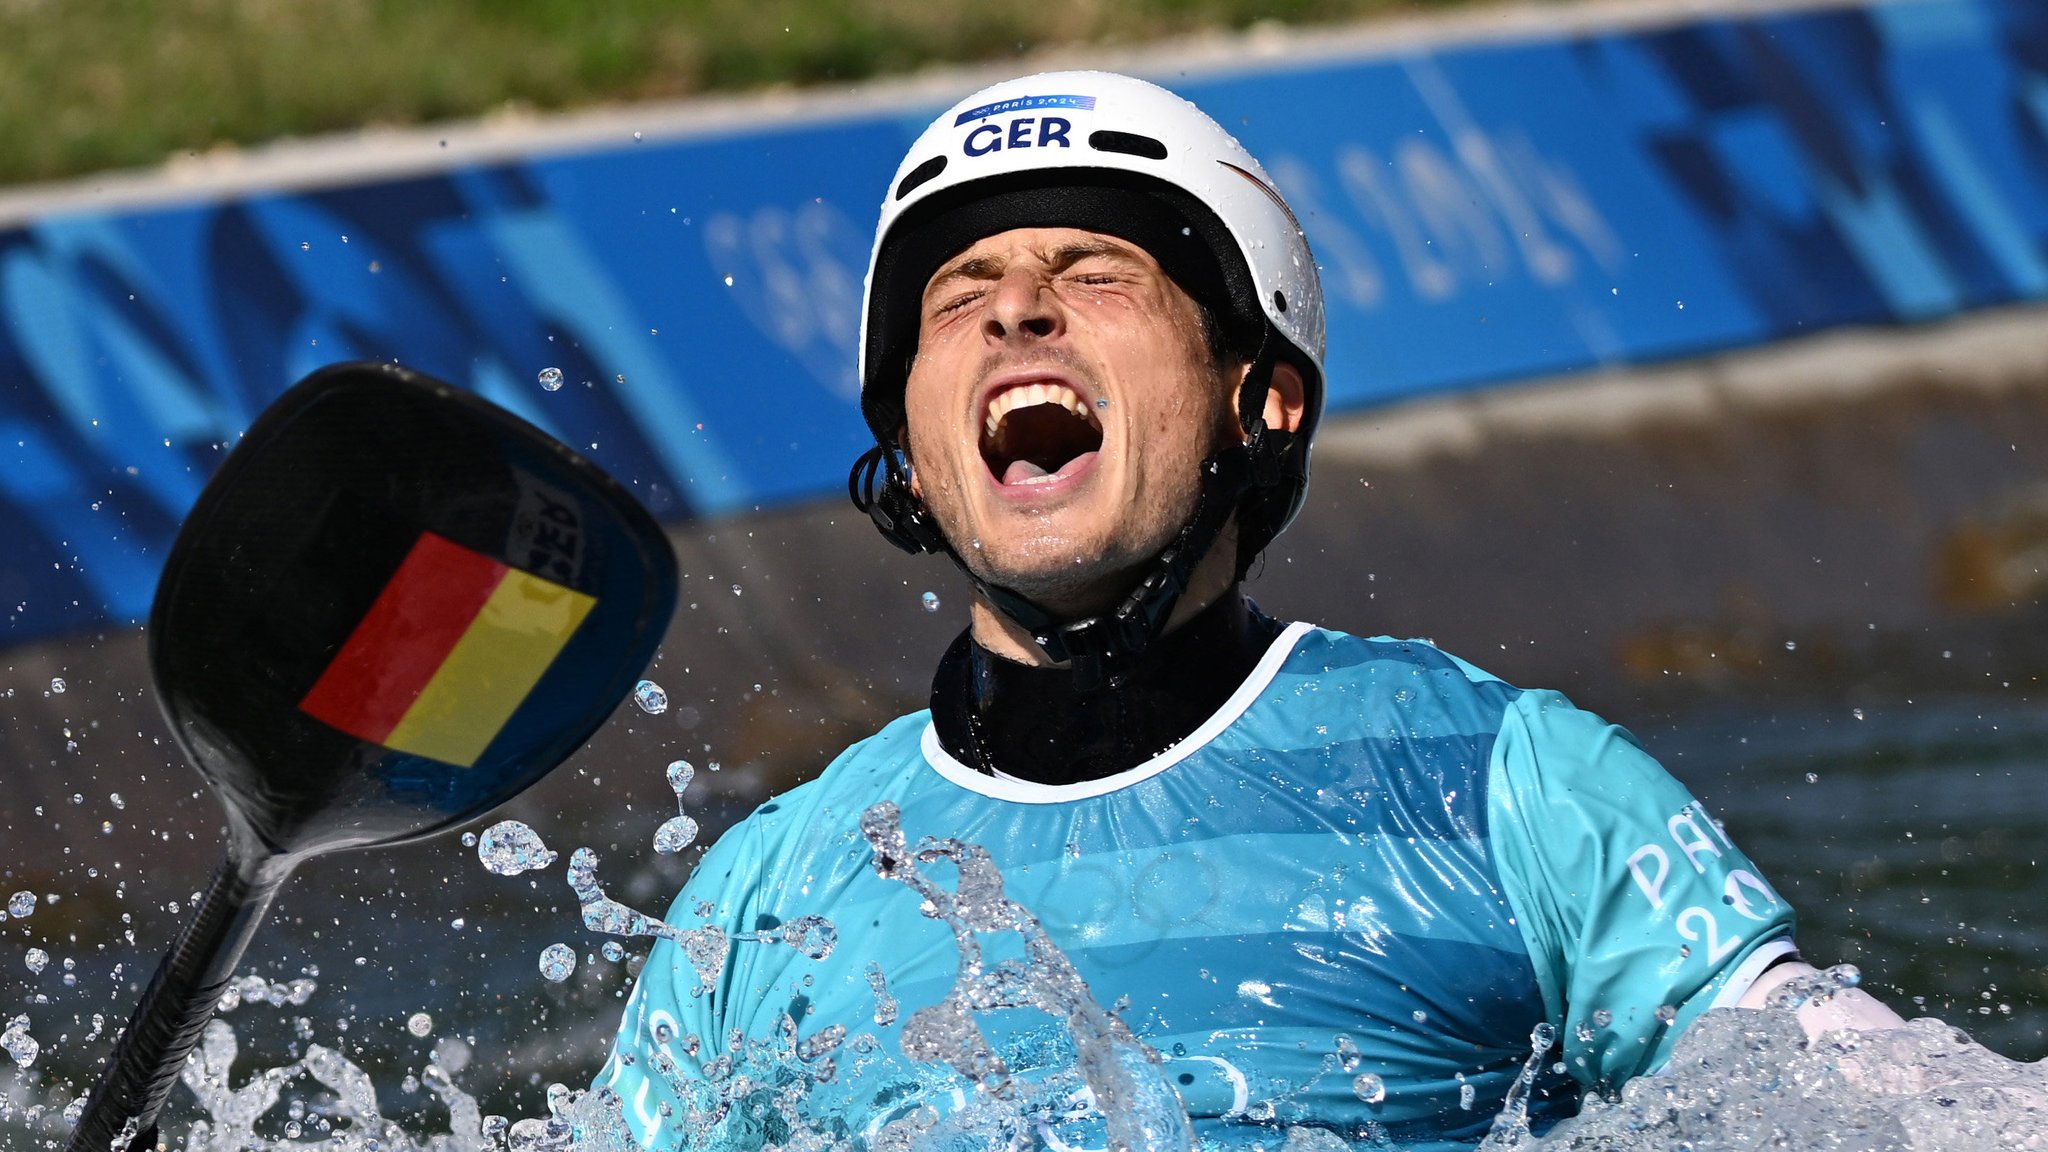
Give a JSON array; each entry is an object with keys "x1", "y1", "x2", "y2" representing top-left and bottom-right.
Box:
[
  {"x1": 1486, "y1": 687, "x2": 1803, "y2": 1088},
  {"x1": 1734, "y1": 958, "x2": 1906, "y2": 1037}
]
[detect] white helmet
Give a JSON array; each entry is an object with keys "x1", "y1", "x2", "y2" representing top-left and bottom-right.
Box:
[
  {"x1": 856, "y1": 70, "x2": 1326, "y2": 548},
  {"x1": 849, "y1": 70, "x2": 1327, "y2": 685}
]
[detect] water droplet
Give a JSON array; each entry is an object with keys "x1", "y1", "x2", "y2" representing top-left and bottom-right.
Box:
[
  {"x1": 780, "y1": 914, "x2": 837, "y2": 960},
  {"x1": 24, "y1": 949, "x2": 47, "y2": 974},
  {"x1": 407, "y1": 1012, "x2": 434, "y2": 1037},
  {"x1": 8, "y1": 892, "x2": 35, "y2": 919},
  {"x1": 730, "y1": 584, "x2": 742, "y2": 597},
  {"x1": 1, "y1": 1016, "x2": 37, "y2": 1067},
  {"x1": 602, "y1": 941, "x2": 625, "y2": 963},
  {"x1": 633, "y1": 680, "x2": 669, "y2": 714},
  {"x1": 865, "y1": 962, "x2": 898, "y2": 1026},
  {"x1": 1353, "y1": 1072, "x2": 1386, "y2": 1104},
  {"x1": 652, "y1": 815, "x2": 699, "y2": 855},
  {"x1": 920, "y1": 591, "x2": 940, "y2": 613},
  {"x1": 1784, "y1": 640, "x2": 1797, "y2": 651},
  {"x1": 1459, "y1": 1081, "x2": 1476, "y2": 1109},
  {"x1": 477, "y1": 820, "x2": 558, "y2": 876},
  {"x1": 665, "y1": 759, "x2": 694, "y2": 793},
  {"x1": 1806, "y1": 772, "x2": 1819, "y2": 784},
  {"x1": 722, "y1": 274, "x2": 734, "y2": 287},
  {"x1": 109, "y1": 793, "x2": 124, "y2": 810},
  {"x1": 1655, "y1": 1004, "x2": 1677, "y2": 1024},
  {"x1": 1852, "y1": 708, "x2": 1866, "y2": 721},
  {"x1": 1591, "y1": 1008, "x2": 1613, "y2": 1028},
  {"x1": 1411, "y1": 1009, "x2": 1427, "y2": 1025},
  {"x1": 1335, "y1": 1034, "x2": 1362, "y2": 1072},
  {"x1": 538, "y1": 367, "x2": 564, "y2": 391},
  {"x1": 538, "y1": 943, "x2": 577, "y2": 983},
  {"x1": 461, "y1": 831, "x2": 478, "y2": 847},
  {"x1": 47, "y1": 678, "x2": 64, "y2": 694}
]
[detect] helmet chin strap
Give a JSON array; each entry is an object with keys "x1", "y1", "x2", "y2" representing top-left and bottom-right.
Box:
[{"x1": 854, "y1": 336, "x2": 1283, "y2": 691}]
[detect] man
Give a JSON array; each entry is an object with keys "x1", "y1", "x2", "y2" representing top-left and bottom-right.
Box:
[{"x1": 595, "y1": 71, "x2": 1899, "y2": 1150}]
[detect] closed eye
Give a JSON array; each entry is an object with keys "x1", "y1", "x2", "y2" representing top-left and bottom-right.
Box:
[{"x1": 930, "y1": 288, "x2": 986, "y2": 317}]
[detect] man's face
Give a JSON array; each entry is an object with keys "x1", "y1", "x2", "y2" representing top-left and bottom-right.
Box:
[{"x1": 902, "y1": 226, "x2": 1237, "y2": 613}]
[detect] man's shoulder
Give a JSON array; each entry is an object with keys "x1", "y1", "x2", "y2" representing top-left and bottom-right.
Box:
[
  {"x1": 1280, "y1": 623, "x2": 1524, "y2": 714},
  {"x1": 1282, "y1": 622, "x2": 1503, "y2": 676}
]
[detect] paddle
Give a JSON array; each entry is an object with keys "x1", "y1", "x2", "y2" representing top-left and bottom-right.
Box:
[{"x1": 64, "y1": 361, "x2": 678, "y2": 1152}]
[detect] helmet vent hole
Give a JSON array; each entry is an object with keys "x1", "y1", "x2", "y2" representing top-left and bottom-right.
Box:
[
  {"x1": 894, "y1": 156, "x2": 948, "y2": 200},
  {"x1": 1273, "y1": 289, "x2": 1288, "y2": 313},
  {"x1": 1087, "y1": 130, "x2": 1168, "y2": 160}
]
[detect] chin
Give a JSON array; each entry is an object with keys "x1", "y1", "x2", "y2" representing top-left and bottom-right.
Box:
[{"x1": 961, "y1": 528, "x2": 1157, "y2": 612}]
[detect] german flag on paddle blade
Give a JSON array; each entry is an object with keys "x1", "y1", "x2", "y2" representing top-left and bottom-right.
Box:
[{"x1": 298, "y1": 532, "x2": 596, "y2": 767}]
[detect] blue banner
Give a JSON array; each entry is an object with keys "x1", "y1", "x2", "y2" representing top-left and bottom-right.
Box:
[{"x1": 4, "y1": 0, "x2": 2047, "y2": 644}]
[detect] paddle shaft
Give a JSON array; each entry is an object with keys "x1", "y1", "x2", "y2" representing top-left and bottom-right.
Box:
[{"x1": 66, "y1": 852, "x2": 289, "y2": 1152}]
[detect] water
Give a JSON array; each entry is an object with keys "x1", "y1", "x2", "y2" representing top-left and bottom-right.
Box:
[
  {"x1": 1495, "y1": 983, "x2": 2048, "y2": 1150},
  {"x1": 538, "y1": 944, "x2": 577, "y2": 984},
  {"x1": 1662, "y1": 699, "x2": 2048, "y2": 1059},
  {"x1": 9, "y1": 698, "x2": 2047, "y2": 1150},
  {"x1": 631, "y1": 680, "x2": 668, "y2": 715},
  {"x1": 652, "y1": 762, "x2": 699, "y2": 855},
  {"x1": 855, "y1": 801, "x2": 1195, "y2": 1152},
  {"x1": 477, "y1": 820, "x2": 558, "y2": 876},
  {"x1": 2, "y1": 1015, "x2": 38, "y2": 1068},
  {"x1": 135, "y1": 794, "x2": 2048, "y2": 1152}
]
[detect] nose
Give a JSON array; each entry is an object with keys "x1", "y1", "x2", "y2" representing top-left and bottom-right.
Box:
[{"x1": 982, "y1": 266, "x2": 1063, "y2": 345}]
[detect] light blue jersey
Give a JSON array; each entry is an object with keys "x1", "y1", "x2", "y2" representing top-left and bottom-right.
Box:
[{"x1": 596, "y1": 625, "x2": 1795, "y2": 1150}]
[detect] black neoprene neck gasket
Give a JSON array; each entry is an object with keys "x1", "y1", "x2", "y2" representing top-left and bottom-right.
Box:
[{"x1": 929, "y1": 592, "x2": 1284, "y2": 786}]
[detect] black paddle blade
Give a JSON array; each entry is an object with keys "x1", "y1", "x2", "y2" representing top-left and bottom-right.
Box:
[{"x1": 148, "y1": 361, "x2": 678, "y2": 859}]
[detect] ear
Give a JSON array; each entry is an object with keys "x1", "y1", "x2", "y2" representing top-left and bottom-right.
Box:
[{"x1": 1259, "y1": 361, "x2": 1307, "y2": 435}]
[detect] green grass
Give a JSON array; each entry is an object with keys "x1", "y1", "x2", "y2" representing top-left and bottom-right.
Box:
[{"x1": 0, "y1": 0, "x2": 1493, "y2": 187}]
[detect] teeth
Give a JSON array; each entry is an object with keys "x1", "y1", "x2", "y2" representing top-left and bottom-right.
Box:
[{"x1": 983, "y1": 382, "x2": 1097, "y2": 439}]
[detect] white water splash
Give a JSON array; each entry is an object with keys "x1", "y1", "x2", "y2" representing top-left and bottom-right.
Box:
[
  {"x1": 175, "y1": 1013, "x2": 506, "y2": 1152},
  {"x1": 1494, "y1": 967, "x2": 2048, "y2": 1151},
  {"x1": 84, "y1": 768, "x2": 2044, "y2": 1152},
  {"x1": 857, "y1": 801, "x2": 1194, "y2": 1152}
]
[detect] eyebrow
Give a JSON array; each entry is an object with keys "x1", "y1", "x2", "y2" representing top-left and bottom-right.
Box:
[{"x1": 924, "y1": 238, "x2": 1139, "y2": 297}]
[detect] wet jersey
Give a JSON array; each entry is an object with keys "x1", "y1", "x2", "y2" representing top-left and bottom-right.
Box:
[{"x1": 595, "y1": 625, "x2": 1796, "y2": 1151}]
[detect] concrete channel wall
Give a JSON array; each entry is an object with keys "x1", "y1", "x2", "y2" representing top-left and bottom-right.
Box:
[{"x1": 3, "y1": 0, "x2": 2047, "y2": 645}]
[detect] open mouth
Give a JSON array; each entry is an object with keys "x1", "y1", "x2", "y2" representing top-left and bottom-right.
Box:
[{"x1": 980, "y1": 382, "x2": 1104, "y2": 486}]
